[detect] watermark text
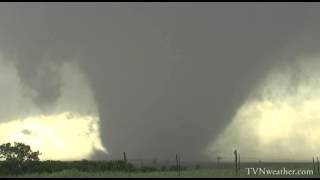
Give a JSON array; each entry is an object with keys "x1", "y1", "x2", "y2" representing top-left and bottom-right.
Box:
[{"x1": 245, "y1": 167, "x2": 313, "y2": 176}]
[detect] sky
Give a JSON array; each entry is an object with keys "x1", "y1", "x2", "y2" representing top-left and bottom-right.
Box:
[{"x1": 0, "y1": 3, "x2": 320, "y2": 161}]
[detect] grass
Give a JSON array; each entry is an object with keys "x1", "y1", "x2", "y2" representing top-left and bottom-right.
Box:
[
  {"x1": 1, "y1": 162, "x2": 319, "y2": 178},
  {"x1": 2, "y1": 168, "x2": 239, "y2": 178}
]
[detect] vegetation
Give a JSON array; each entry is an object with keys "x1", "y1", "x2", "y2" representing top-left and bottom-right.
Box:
[
  {"x1": 0, "y1": 142, "x2": 40, "y2": 175},
  {"x1": 0, "y1": 158, "x2": 137, "y2": 175},
  {"x1": 0, "y1": 142, "x2": 318, "y2": 178},
  {"x1": 0, "y1": 142, "x2": 40, "y2": 162},
  {"x1": 0, "y1": 142, "x2": 181, "y2": 176},
  {"x1": 0, "y1": 165, "x2": 317, "y2": 178}
]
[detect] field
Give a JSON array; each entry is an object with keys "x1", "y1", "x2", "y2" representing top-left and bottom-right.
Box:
[{"x1": 1, "y1": 162, "x2": 318, "y2": 178}]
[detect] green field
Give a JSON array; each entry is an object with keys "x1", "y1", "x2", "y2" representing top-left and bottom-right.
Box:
[{"x1": 1, "y1": 162, "x2": 318, "y2": 178}]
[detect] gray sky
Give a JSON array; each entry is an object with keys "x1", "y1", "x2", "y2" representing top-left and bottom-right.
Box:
[{"x1": 0, "y1": 3, "x2": 319, "y2": 161}]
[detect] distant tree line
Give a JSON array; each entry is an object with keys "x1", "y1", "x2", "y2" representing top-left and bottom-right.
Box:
[
  {"x1": 0, "y1": 159, "x2": 137, "y2": 175},
  {"x1": 0, "y1": 142, "x2": 185, "y2": 175}
]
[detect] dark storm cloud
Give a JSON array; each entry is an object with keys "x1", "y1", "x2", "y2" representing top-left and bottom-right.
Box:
[{"x1": 0, "y1": 3, "x2": 318, "y2": 160}]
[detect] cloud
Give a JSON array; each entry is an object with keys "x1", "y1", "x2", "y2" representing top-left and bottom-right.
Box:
[
  {"x1": 21, "y1": 129, "x2": 32, "y2": 135},
  {"x1": 0, "y1": 3, "x2": 318, "y2": 160},
  {"x1": 207, "y1": 55, "x2": 320, "y2": 161}
]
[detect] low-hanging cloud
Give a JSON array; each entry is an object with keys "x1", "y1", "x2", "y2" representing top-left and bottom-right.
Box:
[{"x1": 207, "y1": 55, "x2": 320, "y2": 161}]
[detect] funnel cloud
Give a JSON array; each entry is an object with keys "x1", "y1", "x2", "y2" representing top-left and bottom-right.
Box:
[{"x1": 0, "y1": 3, "x2": 319, "y2": 161}]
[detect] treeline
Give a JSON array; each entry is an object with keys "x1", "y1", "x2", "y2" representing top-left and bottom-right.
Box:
[
  {"x1": 0, "y1": 160, "x2": 184, "y2": 175},
  {"x1": 0, "y1": 142, "x2": 185, "y2": 175},
  {"x1": 0, "y1": 160, "x2": 133, "y2": 175}
]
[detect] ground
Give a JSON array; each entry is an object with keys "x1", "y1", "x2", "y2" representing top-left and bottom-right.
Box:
[{"x1": 1, "y1": 162, "x2": 317, "y2": 178}]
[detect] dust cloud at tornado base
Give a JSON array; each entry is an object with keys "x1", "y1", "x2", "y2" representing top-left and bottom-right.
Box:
[{"x1": 0, "y1": 4, "x2": 319, "y2": 161}]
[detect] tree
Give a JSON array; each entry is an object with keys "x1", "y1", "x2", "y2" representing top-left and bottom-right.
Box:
[
  {"x1": 0, "y1": 142, "x2": 40, "y2": 162},
  {"x1": 0, "y1": 142, "x2": 41, "y2": 174}
]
